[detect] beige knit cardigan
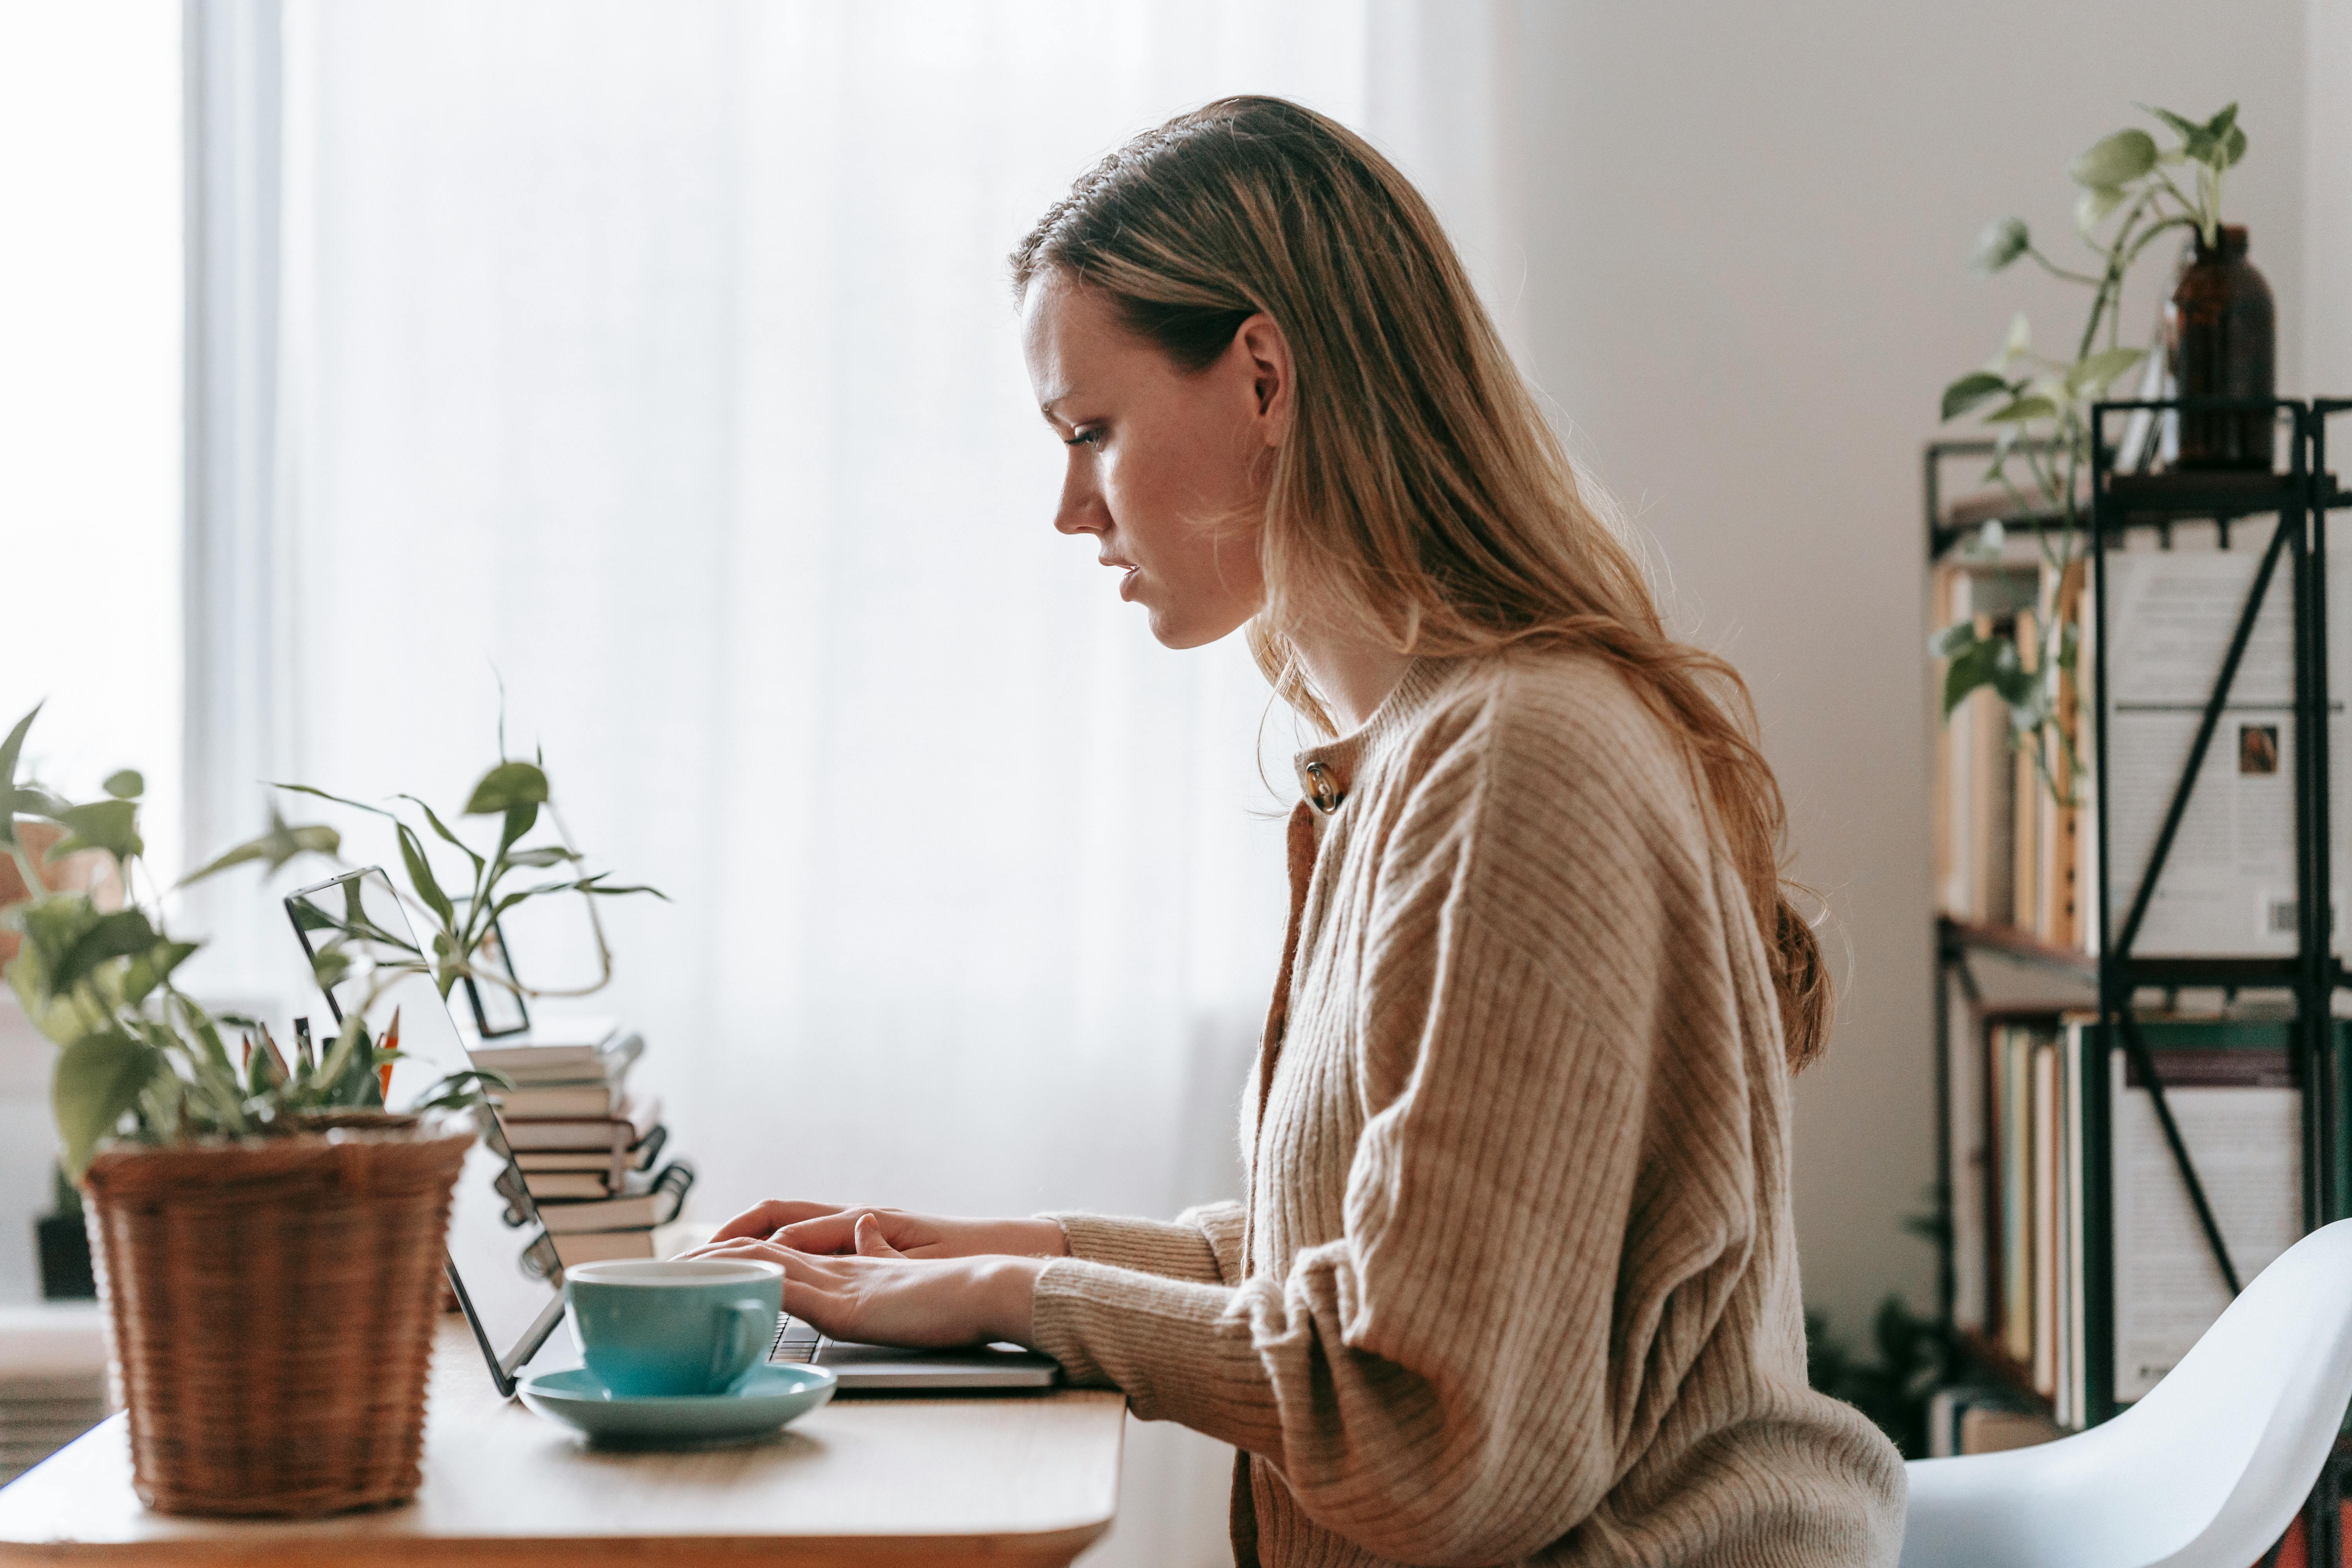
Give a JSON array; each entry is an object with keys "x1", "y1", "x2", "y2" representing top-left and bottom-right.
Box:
[{"x1": 1034, "y1": 648, "x2": 1906, "y2": 1568}]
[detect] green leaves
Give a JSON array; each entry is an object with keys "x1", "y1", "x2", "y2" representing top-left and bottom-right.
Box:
[
  {"x1": 465, "y1": 762, "x2": 548, "y2": 816},
  {"x1": 53, "y1": 1030, "x2": 164, "y2": 1178},
  {"x1": 2066, "y1": 347, "x2": 2146, "y2": 400},
  {"x1": 122, "y1": 942, "x2": 198, "y2": 1007},
  {"x1": 1936, "y1": 625, "x2": 2035, "y2": 720},
  {"x1": 1985, "y1": 395, "x2": 2059, "y2": 424},
  {"x1": 180, "y1": 805, "x2": 341, "y2": 886},
  {"x1": 408, "y1": 1068, "x2": 513, "y2": 1116},
  {"x1": 102, "y1": 771, "x2": 143, "y2": 800},
  {"x1": 2147, "y1": 102, "x2": 2245, "y2": 169},
  {"x1": 51, "y1": 911, "x2": 159, "y2": 993},
  {"x1": 0, "y1": 704, "x2": 41, "y2": 849},
  {"x1": 1971, "y1": 217, "x2": 2030, "y2": 274},
  {"x1": 397, "y1": 821, "x2": 455, "y2": 929},
  {"x1": 49, "y1": 800, "x2": 142, "y2": 863},
  {"x1": 2074, "y1": 185, "x2": 2127, "y2": 238},
  {"x1": 1942, "y1": 372, "x2": 2013, "y2": 422},
  {"x1": 2068, "y1": 129, "x2": 2156, "y2": 189}
]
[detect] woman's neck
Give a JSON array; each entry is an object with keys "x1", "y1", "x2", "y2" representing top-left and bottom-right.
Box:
[{"x1": 1287, "y1": 622, "x2": 1412, "y2": 733}]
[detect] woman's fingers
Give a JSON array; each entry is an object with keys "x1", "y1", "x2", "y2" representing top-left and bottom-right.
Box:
[
  {"x1": 774, "y1": 1209, "x2": 870, "y2": 1253},
  {"x1": 853, "y1": 1213, "x2": 905, "y2": 1258},
  {"x1": 706, "y1": 1198, "x2": 846, "y2": 1244},
  {"x1": 677, "y1": 1235, "x2": 788, "y2": 1263}
]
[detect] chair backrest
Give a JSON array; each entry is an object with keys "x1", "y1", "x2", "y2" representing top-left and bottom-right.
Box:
[{"x1": 1902, "y1": 1218, "x2": 2352, "y2": 1568}]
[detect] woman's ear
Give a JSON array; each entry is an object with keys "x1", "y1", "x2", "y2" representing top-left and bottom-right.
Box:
[{"x1": 1234, "y1": 313, "x2": 1292, "y2": 447}]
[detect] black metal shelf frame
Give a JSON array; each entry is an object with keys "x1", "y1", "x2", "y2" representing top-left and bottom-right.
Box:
[{"x1": 1928, "y1": 399, "x2": 2352, "y2": 1564}]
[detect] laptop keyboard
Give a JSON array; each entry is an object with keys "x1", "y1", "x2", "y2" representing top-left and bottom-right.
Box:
[{"x1": 768, "y1": 1315, "x2": 826, "y2": 1365}]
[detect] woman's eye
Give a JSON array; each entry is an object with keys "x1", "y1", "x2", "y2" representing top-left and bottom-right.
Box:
[{"x1": 1064, "y1": 427, "x2": 1103, "y2": 448}]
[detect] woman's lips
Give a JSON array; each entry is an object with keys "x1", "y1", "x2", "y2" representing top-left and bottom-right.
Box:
[{"x1": 1118, "y1": 567, "x2": 1142, "y2": 601}]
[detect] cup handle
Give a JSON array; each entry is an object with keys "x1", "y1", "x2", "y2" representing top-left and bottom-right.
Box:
[{"x1": 710, "y1": 1300, "x2": 771, "y2": 1394}]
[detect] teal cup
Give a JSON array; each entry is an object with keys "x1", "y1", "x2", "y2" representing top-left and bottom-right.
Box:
[{"x1": 564, "y1": 1258, "x2": 784, "y2": 1397}]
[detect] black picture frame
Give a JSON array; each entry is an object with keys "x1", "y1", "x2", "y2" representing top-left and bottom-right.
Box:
[{"x1": 462, "y1": 919, "x2": 532, "y2": 1038}]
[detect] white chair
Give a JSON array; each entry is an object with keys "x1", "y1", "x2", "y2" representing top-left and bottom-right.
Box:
[{"x1": 1902, "y1": 1218, "x2": 2352, "y2": 1568}]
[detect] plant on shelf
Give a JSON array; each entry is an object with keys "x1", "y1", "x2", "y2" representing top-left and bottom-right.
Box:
[{"x1": 1932, "y1": 103, "x2": 2250, "y2": 808}]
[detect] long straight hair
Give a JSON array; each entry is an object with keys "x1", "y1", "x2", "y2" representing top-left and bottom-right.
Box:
[{"x1": 1011, "y1": 96, "x2": 1829, "y2": 1071}]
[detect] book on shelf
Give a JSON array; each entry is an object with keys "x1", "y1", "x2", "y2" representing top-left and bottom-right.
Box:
[
  {"x1": 533, "y1": 1161, "x2": 695, "y2": 1235},
  {"x1": 1933, "y1": 557, "x2": 2092, "y2": 947},
  {"x1": 1931, "y1": 532, "x2": 2352, "y2": 958},
  {"x1": 1956, "y1": 1007, "x2": 2330, "y2": 1428},
  {"x1": 512, "y1": 1125, "x2": 669, "y2": 1187},
  {"x1": 521, "y1": 1169, "x2": 610, "y2": 1201},
  {"x1": 1925, "y1": 1385, "x2": 2065, "y2": 1457},
  {"x1": 1996, "y1": 1021, "x2": 2036, "y2": 1368},
  {"x1": 470, "y1": 1025, "x2": 641, "y2": 1084},
  {"x1": 494, "y1": 1080, "x2": 622, "y2": 1119},
  {"x1": 550, "y1": 1229, "x2": 660, "y2": 1268},
  {"x1": 2096, "y1": 545, "x2": 2352, "y2": 958},
  {"x1": 2105, "y1": 1022, "x2": 2304, "y2": 1404},
  {"x1": 1947, "y1": 986, "x2": 1991, "y2": 1335},
  {"x1": 497, "y1": 1094, "x2": 662, "y2": 1153}
]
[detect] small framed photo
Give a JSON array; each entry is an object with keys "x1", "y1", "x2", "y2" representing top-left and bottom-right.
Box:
[
  {"x1": 2239, "y1": 722, "x2": 2281, "y2": 777},
  {"x1": 463, "y1": 921, "x2": 532, "y2": 1038}
]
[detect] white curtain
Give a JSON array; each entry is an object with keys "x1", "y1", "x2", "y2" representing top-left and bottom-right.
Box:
[{"x1": 215, "y1": 3, "x2": 1516, "y2": 1558}]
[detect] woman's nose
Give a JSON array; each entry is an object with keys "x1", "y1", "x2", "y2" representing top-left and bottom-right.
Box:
[{"x1": 1053, "y1": 459, "x2": 1103, "y2": 537}]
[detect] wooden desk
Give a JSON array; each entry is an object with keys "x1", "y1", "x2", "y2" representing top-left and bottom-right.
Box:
[{"x1": 0, "y1": 1321, "x2": 1125, "y2": 1566}]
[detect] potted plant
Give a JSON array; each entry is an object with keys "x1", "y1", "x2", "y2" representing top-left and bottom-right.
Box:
[
  {"x1": 0, "y1": 699, "x2": 653, "y2": 1517},
  {"x1": 1933, "y1": 103, "x2": 2256, "y2": 804}
]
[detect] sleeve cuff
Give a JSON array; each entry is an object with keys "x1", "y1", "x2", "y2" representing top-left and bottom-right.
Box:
[
  {"x1": 1038, "y1": 1210, "x2": 1225, "y2": 1285},
  {"x1": 1028, "y1": 1258, "x2": 1281, "y2": 1459}
]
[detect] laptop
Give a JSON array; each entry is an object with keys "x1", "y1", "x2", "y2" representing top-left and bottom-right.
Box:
[
  {"x1": 286, "y1": 868, "x2": 572, "y2": 1396},
  {"x1": 286, "y1": 866, "x2": 1057, "y2": 1394},
  {"x1": 767, "y1": 1314, "x2": 1056, "y2": 1389}
]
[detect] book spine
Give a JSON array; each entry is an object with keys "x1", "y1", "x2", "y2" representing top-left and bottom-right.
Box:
[
  {"x1": 1933, "y1": 563, "x2": 1963, "y2": 916},
  {"x1": 2014, "y1": 608, "x2": 2041, "y2": 934}
]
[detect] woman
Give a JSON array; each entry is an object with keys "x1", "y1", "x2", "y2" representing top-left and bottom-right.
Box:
[{"x1": 688, "y1": 96, "x2": 1906, "y2": 1566}]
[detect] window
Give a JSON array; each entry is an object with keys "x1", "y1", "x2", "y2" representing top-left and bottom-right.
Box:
[{"x1": 0, "y1": 1, "x2": 183, "y2": 881}]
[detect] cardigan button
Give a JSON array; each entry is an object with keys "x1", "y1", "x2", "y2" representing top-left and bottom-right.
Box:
[{"x1": 1304, "y1": 761, "x2": 1342, "y2": 813}]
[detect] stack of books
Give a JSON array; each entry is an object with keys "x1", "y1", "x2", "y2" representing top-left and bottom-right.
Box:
[
  {"x1": 1931, "y1": 551, "x2": 2090, "y2": 949},
  {"x1": 1948, "y1": 1002, "x2": 2314, "y2": 1428},
  {"x1": 470, "y1": 1016, "x2": 695, "y2": 1269},
  {"x1": 1933, "y1": 533, "x2": 2352, "y2": 958},
  {"x1": 0, "y1": 1303, "x2": 110, "y2": 1486}
]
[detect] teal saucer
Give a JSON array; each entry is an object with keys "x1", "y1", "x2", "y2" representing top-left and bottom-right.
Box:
[{"x1": 519, "y1": 1363, "x2": 837, "y2": 1449}]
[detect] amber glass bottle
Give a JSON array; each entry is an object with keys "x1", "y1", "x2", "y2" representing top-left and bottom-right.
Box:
[{"x1": 2166, "y1": 224, "x2": 2276, "y2": 470}]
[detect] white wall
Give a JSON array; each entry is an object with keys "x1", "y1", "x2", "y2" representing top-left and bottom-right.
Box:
[{"x1": 1508, "y1": 0, "x2": 2314, "y2": 1341}]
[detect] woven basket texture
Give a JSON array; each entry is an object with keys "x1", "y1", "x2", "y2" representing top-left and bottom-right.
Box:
[{"x1": 82, "y1": 1128, "x2": 472, "y2": 1517}]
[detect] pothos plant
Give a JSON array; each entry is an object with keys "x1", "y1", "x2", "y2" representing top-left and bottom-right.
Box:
[
  {"x1": 2, "y1": 702, "x2": 481, "y2": 1178},
  {"x1": 2, "y1": 699, "x2": 660, "y2": 1179},
  {"x1": 1934, "y1": 102, "x2": 2249, "y2": 808}
]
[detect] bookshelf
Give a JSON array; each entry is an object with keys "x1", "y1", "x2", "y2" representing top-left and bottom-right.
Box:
[{"x1": 1927, "y1": 399, "x2": 2352, "y2": 1559}]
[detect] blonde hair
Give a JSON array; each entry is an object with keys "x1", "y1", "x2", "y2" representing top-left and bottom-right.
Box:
[{"x1": 1011, "y1": 97, "x2": 1829, "y2": 1071}]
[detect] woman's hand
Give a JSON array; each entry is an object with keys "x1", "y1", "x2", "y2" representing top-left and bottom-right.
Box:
[
  {"x1": 703, "y1": 1200, "x2": 1069, "y2": 1261},
  {"x1": 682, "y1": 1214, "x2": 1051, "y2": 1349}
]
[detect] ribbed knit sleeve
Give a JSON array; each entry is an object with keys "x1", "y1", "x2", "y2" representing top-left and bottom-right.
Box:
[
  {"x1": 1041, "y1": 1201, "x2": 1241, "y2": 1287},
  {"x1": 1027, "y1": 657, "x2": 1904, "y2": 1567}
]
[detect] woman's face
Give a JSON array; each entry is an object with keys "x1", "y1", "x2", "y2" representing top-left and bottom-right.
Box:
[{"x1": 1020, "y1": 274, "x2": 1287, "y2": 649}]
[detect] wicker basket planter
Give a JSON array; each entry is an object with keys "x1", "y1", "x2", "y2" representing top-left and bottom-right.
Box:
[{"x1": 80, "y1": 1123, "x2": 472, "y2": 1517}]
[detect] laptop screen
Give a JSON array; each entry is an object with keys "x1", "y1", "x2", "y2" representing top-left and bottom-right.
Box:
[{"x1": 285, "y1": 867, "x2": 568, "y2": 1393}]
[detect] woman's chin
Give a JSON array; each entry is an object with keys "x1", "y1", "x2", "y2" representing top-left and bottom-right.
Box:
[{"x1": 1145, "y1": 601, "x2": 1250, "y2": 652}]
